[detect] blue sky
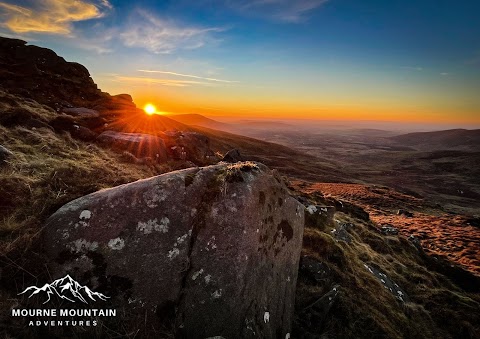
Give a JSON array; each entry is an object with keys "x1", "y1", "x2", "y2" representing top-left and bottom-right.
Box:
[{"x1": 0, "y1": 0, "x2": 479, "y2": 125}]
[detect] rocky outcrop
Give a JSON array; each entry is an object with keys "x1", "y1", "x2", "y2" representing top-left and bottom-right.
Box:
[
  {"x1": 42, "y1": 162, "x2": 305, "y2": 338},
  {"x1": 0, "y1": 37, "x2": 102, "y2": 110},
  {"x1": 97, "y1": 130, "x2": 168, "y2": 161}
]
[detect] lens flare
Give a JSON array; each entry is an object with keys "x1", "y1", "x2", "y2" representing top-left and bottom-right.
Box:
[{"x1": 144, "y1": 104, "x2": 156, "y2": 115}]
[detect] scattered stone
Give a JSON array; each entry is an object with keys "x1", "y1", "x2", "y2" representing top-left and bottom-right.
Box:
[
  {"x1": 397, "y1": 209, "x2": 413, "y2": 217},
  {"x1": 299, "y1": 256, "x2": 332, "y2": 283},
  {"x1": 42, "y1": 162, "x2": 304, "y2": 338},
  {"x1": 305, "y1": 205, "x2": 335, "y2": 230},
  {"x1": 0, "y1": 145, "x2": 13, "y2": 163},
  {"x1": 63, "y1": 107, "x2": 100, "y2": 118},
  {"x1": 408, "y1": 235, "x2": 422, "y2": 251},
  {"x1": 222, "y1": 149, "x2": 243, "y2": 163},
  {"x1": 71, "y1": 125, "x2": 97, "y2": 142},
  {"x1": 331, "y1": 222, "x2": 353, "y2": 243},
  {"x1": 97, "y1": 130, "x2": 167, "y2": 161},
  {"x1": 331, "y1": 199, "x2": 370, "y2": 221},
  {"x1": 49, "y1": 115, "x2": 78, "y2": 132},
  {"x1": 363, "y1": 263, "x2": 409, "y2": 302},
  {"x1": 381, "y1": 225, "x2": 399, "y2": 236}
]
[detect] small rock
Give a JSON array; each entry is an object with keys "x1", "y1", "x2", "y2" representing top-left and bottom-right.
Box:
[
  {"x1": 331, "y1": 222, "x2": 353, "y2": 243},
  {"x1": 363, "y1": 263, "x2": 409, "y2": 302},
  {"x1": 408, "y1": 235, "x2": 422, "y2": 250},
  {"x1": 397, "y1": 209, "x2": 413, "y2": 217},
  {"x1": 0, "y1": 144, "x2": 13, "y2": 163},
  {"x1": 63, "y1": 107, "x2": 100, "y2": 118},
  {"x1": 305, "y1": 205, "x2": 335, "y2": 230},
  {"x1": 71, "y1": 125, "x2": 97, "y2": 141},
  {"x1": 299, "y1": 256, "x2": 332, "y2": 283},
  {"x1": 222, "y1": 149, "x2": 243, "y2": 163},
  {"x1": 381, "y1": 226, "x2": 399, "y2": 236}
]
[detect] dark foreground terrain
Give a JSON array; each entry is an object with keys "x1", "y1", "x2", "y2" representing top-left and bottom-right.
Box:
[{"x1": 1, "y1": 36, "x2": 479, "y2": 338}]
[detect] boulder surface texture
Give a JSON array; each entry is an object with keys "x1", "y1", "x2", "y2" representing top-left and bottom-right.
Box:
[{"x1": 43, "y1": 162, "x2": 305, "y2": 338}]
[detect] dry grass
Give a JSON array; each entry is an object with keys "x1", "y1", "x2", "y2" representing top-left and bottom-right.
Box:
[{"x1": 294, "y1": 194, "x2": 480, "y2": 339}]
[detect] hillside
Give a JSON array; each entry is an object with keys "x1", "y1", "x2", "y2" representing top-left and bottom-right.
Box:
[
  {"x1": 390, "y1": 128, "x2": 480, "y2": 150},
  {"x1": 1, "y1": 37, "x2": 479, "y2": 338},
  {"x1": 167, "y1": 113, "x2": 232, "y2": 131}
]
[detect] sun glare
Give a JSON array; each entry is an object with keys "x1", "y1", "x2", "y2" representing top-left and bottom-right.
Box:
[{"x1": 144, "y1": 103, "x2": 156, "y2": 115}]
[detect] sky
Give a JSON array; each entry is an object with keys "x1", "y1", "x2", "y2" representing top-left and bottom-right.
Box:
[{"x1": 0, "y1": 0, "x2": 479, "y2": 126}]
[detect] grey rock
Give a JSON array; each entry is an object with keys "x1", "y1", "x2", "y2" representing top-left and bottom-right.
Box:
[
  {"x1": 0, "y1": 144, "x2": 13, "y2": 163},
  {"x1": 222, "y1": 149, "x2": 244, "y2": 163},
  {"x1": 97, "y1": 130, "x2": 167, "y2": 161},
  {"x1": 381, "y1": 225, "x2": 399, "y2": 236},
  {"x1": 305, "y1": 205, "x2": 335, "y2": 230},
  {"x1": 299, "y1": 256, "x2": 332, "y2": 283},
  {"x1": 164, "y1": 131, "x2": 212, "y2": 163},
  {"x1": 408, "y1": 234, "x2": 422, "y2": 251},
  {"x1": 42, "y1": 162, "x2": 304, "y2": 338},
  {"x1": 63, "y1": 107, "x2": 100, "y2": 118},
  {"x1": 71, "y1": 125, "x2": 97, "y2": 141},
  {"x1": 363, "y1": 263, "x2": 409, "y2": 302},
  {"x1": 178, "y1": 132, "x2": 211, "y2": 163},
  {"x1": 331, "y1": 222, "x2": 353, "y2": 243}
]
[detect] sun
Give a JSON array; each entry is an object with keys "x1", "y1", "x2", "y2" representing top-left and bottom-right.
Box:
[{"x1": 144, "y1": 103, "x2": 156, "y2": 115}]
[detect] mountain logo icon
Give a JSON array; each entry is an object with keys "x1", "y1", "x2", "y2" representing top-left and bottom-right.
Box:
[{"x1": 18, "y1": 275, "x2": 109, "y2": 304}]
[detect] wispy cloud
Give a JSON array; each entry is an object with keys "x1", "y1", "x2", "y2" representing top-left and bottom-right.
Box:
[
  {"x1": 113, "y1": 75, "x2": 217, "y2": 87},
  {"x1": 402, "y1": 66, "x2": 423, "y2": 71},
  {"x1": 137, "y1": 69, "x2": 238, "y2": 83},
  {"x1": 120, "y1": 10, "x2": 224, "y2": 54},
  {"x1": 0, "y1": 0, "x2": 110, "y2": 35},
  {"x1": 225, "y1": 0, "x2": 328, "y2": 23}
]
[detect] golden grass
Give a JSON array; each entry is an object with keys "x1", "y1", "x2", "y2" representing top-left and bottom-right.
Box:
[{"x1": 0, "y1": 105, "x2": 178, "y2": 256}]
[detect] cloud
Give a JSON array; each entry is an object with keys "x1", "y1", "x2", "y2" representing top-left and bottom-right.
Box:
[
  {"x1": 226, "y1": 0, "x2": 328, "y2": 22},
  {"x1": 402, "y1": 66, "x2": 423, "y2": 71},
  {"x1": 120, "y1": 10, "x2": 224, "y2": 54},
  {"x1": 137, "y1": 69, "x2": 238, "y2": 83},
  {"x1": 0, "y1": 0, "x2": 110, "y2": 35},
  {"x1": 113, "y1": 75, "x2": 216, "y2": 87}
]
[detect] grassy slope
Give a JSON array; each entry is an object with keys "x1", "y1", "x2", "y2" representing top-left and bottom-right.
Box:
[
  {"x1": 292, "y1": 187, "x2": 480, "y2": 339},
  {"x1": 0, "y1": 90, "x2": 183, "y2": 254}
]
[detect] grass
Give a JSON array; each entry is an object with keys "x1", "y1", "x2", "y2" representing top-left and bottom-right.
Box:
[{"x1": 293, "y1": 190, "x2": 480, "y2": 339}]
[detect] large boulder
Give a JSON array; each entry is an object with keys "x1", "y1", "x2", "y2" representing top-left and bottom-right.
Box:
[
  {"x1": 164, "y1": 131, "x2": 212, "y2": 163},
  {"x1": 97, "y1": 130, "x2": 167, "y2": 161},
  {"x1": 42, "y1": 162, "x2": 304, "y2": 338}
]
